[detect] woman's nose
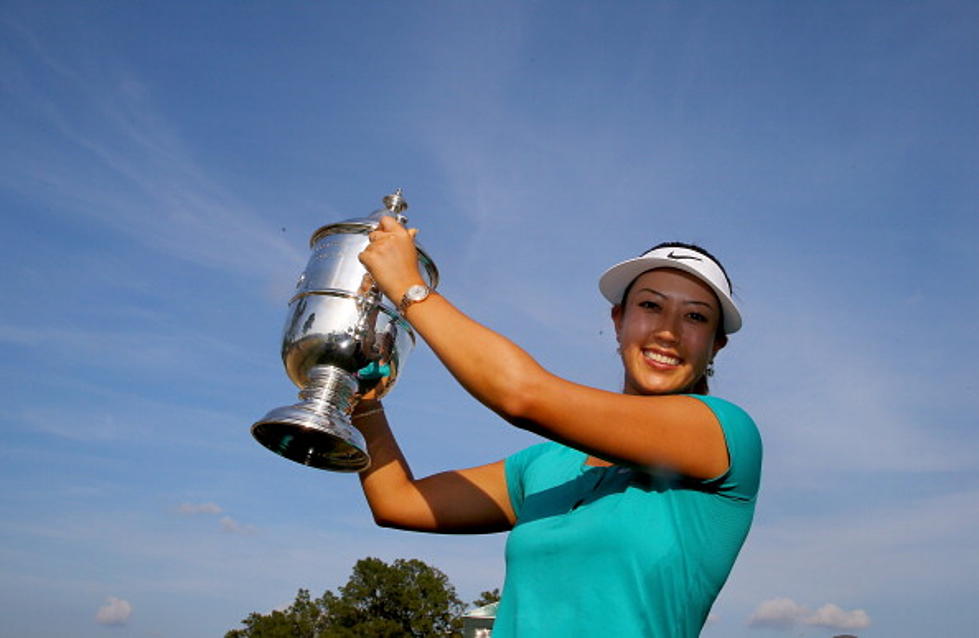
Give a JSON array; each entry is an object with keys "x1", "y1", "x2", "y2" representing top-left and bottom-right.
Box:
[{"x1": 652, "y1": 313, "x2": 681, "y2": 343}]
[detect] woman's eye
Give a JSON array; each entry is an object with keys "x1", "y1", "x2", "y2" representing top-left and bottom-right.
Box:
[
  {"x1": 639, "y1": 300, "x2": 660, "y2": 310},
  {"x1": 687, "y1": 312, "x2": 708, "y2": 322}
]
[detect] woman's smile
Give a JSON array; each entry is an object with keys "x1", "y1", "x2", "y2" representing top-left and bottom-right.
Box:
[{"x1": 641, "y1": 348, "x2": 682, "y2": 368}]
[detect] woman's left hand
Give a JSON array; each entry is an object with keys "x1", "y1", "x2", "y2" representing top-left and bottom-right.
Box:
[{"x1": 359, "y1": 215, "x2": 425, "y2": 304}]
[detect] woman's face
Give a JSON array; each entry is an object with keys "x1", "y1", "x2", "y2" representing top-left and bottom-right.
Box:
[{"x1": 612, "y1": 268, "x2": 727, "y2": 396}]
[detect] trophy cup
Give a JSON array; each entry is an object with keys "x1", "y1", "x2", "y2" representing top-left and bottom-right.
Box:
[{"x1": 251, "y1": 189, "x2": 438, "y2": 472}]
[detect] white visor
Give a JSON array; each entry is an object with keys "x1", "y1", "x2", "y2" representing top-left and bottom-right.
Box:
[{"x1": 599, "y1": 245, "x2": 741, "y2": 334}]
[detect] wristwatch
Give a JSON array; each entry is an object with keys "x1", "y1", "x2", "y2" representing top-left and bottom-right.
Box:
[{"x1": 398, "y1": 284, "x2": 432, "y2": 315}]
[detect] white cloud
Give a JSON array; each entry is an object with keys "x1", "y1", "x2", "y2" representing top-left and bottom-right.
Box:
[
  {"x1": 748, "y1": 597, "x2": 870, "y2": 631},
  {"x1": 177, "y1": 502, "x2": 223, "y2": 516},
  {"x1": 220, "y1": 516, "x2": 256, "y2": 535},
  {"x1": 804, "y1": 603, "x2": 871, "y2": 630},
  {"x1": 95, "y1": 596, "x2": 132, "y2": 625},
  {"x1": 748, "y1": 597, "x2": 810, "y2": 629}
]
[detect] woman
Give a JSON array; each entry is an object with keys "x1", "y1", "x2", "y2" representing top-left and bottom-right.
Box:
[{"x1": 354, "y1": 216, "x2": 761, "y2": 637}]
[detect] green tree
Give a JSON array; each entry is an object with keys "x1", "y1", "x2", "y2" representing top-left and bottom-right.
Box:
[
  {"x1": 225, "y1": 588, "x2": 327, "y2": 638},
  {"x1": 225, "y1": 557, "x2": 465, "y2": 638},
  {"x1": 470, "y1": 588, "x2": 500, "y2": 608}
]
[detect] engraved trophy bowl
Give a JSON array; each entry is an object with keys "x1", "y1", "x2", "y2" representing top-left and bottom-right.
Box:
[{"x1": 251, "y1": 190, "x2": 438, "y2": 472}]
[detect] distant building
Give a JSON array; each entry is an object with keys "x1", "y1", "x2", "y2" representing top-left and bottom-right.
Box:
[{"x1": 461, "y1": 602, "x2": 497, "y2": 638}]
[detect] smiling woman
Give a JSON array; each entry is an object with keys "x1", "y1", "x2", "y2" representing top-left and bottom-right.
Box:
[{"x1": 348, "y1": 218, "x2": 762, "y2": 638}]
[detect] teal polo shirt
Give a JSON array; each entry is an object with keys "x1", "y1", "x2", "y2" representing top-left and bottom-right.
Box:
[{"x1": 493, "y1": 395, "x2": 762, "y2": 638}]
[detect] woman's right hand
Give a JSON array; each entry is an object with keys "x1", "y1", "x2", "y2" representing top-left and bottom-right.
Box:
[{"x1": 359, "y1": 216, "x2": 425, "y2": 308}]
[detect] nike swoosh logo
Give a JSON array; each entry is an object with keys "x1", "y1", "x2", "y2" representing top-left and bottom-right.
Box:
[{"x1": 667, "y1": 251, "x2": 702, "y2": 261}]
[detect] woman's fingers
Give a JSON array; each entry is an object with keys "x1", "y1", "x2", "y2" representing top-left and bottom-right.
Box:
[
  {"x1": 367, "y1": 216, "x2": 418, "y2": 244},
  {"x1": 376, "y1": 214, "x2": 406, "y2": 234}
]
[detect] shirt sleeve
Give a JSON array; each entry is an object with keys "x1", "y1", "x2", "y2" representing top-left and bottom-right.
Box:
[
  {"x1": 690, "y1": 395, "x2": 763, "y2": 502},
  {"x1": 504, "y1": 442, "x2": 551, "y2": 520}
]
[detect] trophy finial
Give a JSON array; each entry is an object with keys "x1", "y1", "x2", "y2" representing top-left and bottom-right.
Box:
[{"x1": 383, "y1": 189, "x2": 409, "y2": 223}]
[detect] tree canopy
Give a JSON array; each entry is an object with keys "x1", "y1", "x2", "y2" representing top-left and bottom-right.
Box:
[
  {"x1": 470, "y1": 588, "x2": 500, "y2": 608},
  {"x1": 226, "y1": 557, "x2": 474, "y2": 638}
]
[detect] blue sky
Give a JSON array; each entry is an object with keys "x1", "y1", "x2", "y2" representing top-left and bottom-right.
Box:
[{"x1": 1, "y1": 2, "x2": 977, "y2": 637}]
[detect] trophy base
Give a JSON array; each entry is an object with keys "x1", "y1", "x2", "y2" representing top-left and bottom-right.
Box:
[{"x1": 251, "y1": 403, "x2": 370, "y2": 472}]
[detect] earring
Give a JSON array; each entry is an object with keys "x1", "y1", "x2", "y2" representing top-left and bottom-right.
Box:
[{"x1": 706, "y1": 361, "x2": 715, "y2": 377}]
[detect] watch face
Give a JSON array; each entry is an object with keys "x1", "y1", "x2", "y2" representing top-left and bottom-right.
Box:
[
  {"x1": 406, "y1": 284, "x2": 429, "y2": 301},
  {"x1": 399, "y1": 284, "x2": 431, "y2": 314}
]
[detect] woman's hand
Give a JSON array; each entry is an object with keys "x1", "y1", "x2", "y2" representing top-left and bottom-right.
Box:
[{"x1": 359, "y1": 215, "x2": 425, "y2": 306}]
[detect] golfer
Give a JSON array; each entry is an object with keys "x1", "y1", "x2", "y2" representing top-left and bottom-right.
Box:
[{"x1": 354, "y1": 215, "x2": 761, "y2": 637}]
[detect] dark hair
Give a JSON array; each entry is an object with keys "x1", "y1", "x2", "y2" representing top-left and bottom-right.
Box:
[{"x1": 617, "y1": 241, "x2": 732, "y2": 395}]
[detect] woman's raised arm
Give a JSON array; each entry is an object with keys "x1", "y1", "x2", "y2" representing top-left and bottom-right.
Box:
[{"x1": 359, "y1": 217, "x2": 729, "y2": 480}]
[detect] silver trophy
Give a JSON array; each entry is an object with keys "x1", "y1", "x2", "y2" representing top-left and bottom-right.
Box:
[{"x1": 251, "y1": 189, "x2": 438, "y2": 472}]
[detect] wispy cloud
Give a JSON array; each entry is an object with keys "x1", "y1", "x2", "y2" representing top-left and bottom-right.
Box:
[
  {"x1": 177, "y1": 502, "x2": 223, "y2": 516},
  {"x1": 742, "y1": 307, "x2": 979, "y2": 478},
  {"x1": 0, "y1": 505, "x2": 505, "y2": 607},
  {"x1": 220, "y1": 516, "x2": 257, "y2": 535},
  {"x1": 95, "y1": 596, "x2": 132, "y2": 625},
  {"x1": 0, "y1": 322, "x2": 262, "y2": 380},
  {"x1": 14, "y1": 394, "x2": 241, "y2": 448},
  {"x1": 0, "y1": 18, "x2": 304, "y2": 289},
  {"x1": 175, "y1": 503, "x2": 255, "y2": 534}
]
